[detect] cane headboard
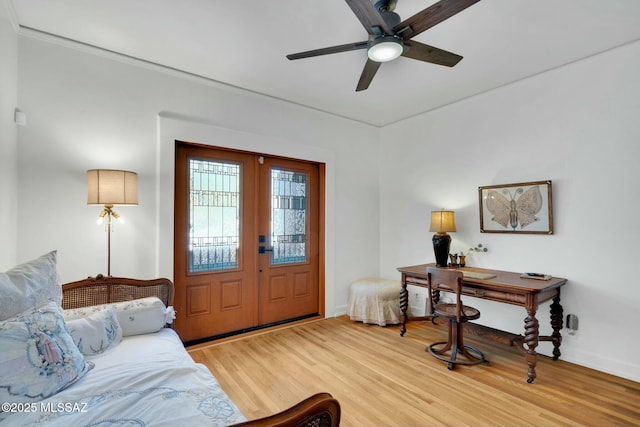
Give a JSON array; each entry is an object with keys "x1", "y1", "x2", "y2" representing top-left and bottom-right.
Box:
[{"x1": 62, "y1": 274, "x2": 174, "y2": 310}]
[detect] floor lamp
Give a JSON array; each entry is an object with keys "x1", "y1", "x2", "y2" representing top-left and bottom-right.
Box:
[{"x1": 87, "y1": 169, "x2": 138, "y2": 276}]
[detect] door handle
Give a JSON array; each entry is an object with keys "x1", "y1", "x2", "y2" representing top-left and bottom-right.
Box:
[{"x1": 259, "y1": 246, "x2": 273, "y2": 254}]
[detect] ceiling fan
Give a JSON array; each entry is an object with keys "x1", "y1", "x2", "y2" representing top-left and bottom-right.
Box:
[{"x1": 286, "y1": 0, "x2": 481, "y2": 91}]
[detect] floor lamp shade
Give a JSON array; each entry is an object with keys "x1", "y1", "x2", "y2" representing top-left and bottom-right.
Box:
[
  {"x1": 87, "y1": 169, "x2": 138, "y2": 206},
  {"x1": 429, "y1": 211, "x2": 456, "y2": 268}
]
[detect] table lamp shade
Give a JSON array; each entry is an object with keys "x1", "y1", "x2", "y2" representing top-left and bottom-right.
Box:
[
  {"x1": 87, "y1": 169, "x2": 138, "y2": 206},
  {"x1": 429, "y1": 210, "x2": 456, "y2": 233},
  {"x1": 429, "y1": 210, "x2": 456, "y2": 267}
]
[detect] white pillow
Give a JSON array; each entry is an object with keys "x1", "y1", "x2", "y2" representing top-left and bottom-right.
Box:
[
  {"x1": 64, "y1": 297, "x2": 175, "y2": 337},
  {"x1": 65, "y1": 306, "x2": 123, "y2": 357},
  {"x1": 0, "y1": 251, "x2": 62, "y2": 321},
  {"x1": 0, "y1": 301, "x2": 93, "y2": 408}
]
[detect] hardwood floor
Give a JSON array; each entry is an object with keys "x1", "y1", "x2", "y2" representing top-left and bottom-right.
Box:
[{"x1": 188, "y1": 316, "x2": 640, "y2": 426}]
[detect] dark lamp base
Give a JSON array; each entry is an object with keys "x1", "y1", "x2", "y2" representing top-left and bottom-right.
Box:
[{"x1": 432, "y1": 233, "x2": 452, "y2": 268}]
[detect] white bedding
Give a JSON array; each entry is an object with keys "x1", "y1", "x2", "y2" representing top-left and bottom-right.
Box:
[{"x1": 2, "y1": 328, "x2": 246, "y2": 426}]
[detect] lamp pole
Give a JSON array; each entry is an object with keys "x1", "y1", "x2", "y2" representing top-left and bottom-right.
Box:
[
  {"x1": 101, "y1": 205, "x2": 119, "y2": 276},
  {"x1": 107, "y1": 207, "x2": 112, "y2": 276}
]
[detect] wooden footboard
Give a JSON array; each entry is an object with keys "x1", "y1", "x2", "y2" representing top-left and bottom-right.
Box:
[
  {"x1": 62, "y1": 274, "x2": 174, "y2": 309},
  {"x1": 231, "y1": 392, "x2": 341, "y2": 427}
]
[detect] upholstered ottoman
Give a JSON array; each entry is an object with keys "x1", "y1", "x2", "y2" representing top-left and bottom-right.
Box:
[{"x1": 346, "y1": 278, "x2": 402, "y2": 326}]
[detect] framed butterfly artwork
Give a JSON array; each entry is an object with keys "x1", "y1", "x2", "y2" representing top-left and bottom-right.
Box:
[{"x1": 479, "y1": 180, "x2": 553, "y2": 234}]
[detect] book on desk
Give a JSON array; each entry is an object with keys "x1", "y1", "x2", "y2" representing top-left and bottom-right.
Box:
[
  {"x1": 520, "y1": 272, "x2": 552, "y2": 280},
  {"x1": 458, "y1": 270, "x2": 496, "y2": 280}
]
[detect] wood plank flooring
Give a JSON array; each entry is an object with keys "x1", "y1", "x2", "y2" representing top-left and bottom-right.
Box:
[{"x1": 188, "y1": 316, "x2": 640, "y2": 426}]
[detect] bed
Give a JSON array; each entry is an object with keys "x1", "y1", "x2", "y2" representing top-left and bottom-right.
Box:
[{"x1": 0, "y1": 251, "x2": 340, "y2": 426}]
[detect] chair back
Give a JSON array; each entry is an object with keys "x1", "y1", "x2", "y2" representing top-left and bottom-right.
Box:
[{"x1": 427, "y1": 267, "x2": 465, "y2": 322}]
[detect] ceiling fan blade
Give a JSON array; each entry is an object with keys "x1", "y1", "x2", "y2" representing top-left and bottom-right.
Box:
[
  {"x1": 394, "y1": 0, "x2": 481, "y2": 39},
  {"x1": 401, "y1": 40, "x2": 462, "y2": 67},
  {"x1": 287, "y1": 41, "x2": 369, "y2": 60},
  {"x1": 356, "y1": 59, "x2": 382, "y2": 92},
  {"x1": 345, "y1": 0, "x2": 391, "y2": 35}
]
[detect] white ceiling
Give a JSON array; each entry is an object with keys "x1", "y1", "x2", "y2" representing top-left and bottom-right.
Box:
[{"x1": 9, "y1": 0, "x2": 640, "y2": 126}]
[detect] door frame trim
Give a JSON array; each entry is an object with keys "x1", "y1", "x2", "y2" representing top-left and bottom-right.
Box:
[{"x1": 158, "y1": 115, "x2": 336, "y2": 318}]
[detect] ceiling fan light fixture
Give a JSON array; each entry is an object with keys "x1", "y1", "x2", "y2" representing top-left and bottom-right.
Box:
[{"x1": 367, "y1": 36, "x2": 403, "y2": 62}]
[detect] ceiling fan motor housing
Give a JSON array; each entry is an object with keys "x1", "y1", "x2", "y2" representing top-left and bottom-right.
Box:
[
  {"x1": 381, "y1": 11, "x2": 401, "y2": 29},
  {"x1": 374, "y1": 0, "x2": 398, "y2": 12}
]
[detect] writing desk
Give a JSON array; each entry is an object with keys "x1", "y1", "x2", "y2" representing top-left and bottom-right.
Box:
[{"x1": 397, "y1": 263, "x2": 567, "y2": 383}]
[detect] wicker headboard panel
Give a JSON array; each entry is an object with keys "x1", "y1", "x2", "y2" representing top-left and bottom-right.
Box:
[{"x1": 62, "y1": 274, "x2": 175, "y2": 310}]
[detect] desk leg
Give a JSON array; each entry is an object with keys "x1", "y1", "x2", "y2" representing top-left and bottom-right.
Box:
[
  {"x1": 524, "y1": 308, "x2": 540, "y2": 384},
  {"x1": 550, "y1": 294, "x2": 563, "y2": 360},
  {"x1": 400, "y1": 279, "x2": 409, "y2": 336}
]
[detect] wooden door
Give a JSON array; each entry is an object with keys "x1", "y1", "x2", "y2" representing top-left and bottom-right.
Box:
[
  {"x1": 258, "y1": 157, "x2": 320, "y2": 325},
  {"x1": 174, "y1": 143, "x2": 259, "y2": 342},
  {"x1": 174, "y1": 143, "x2": 321, "y2": 342}
]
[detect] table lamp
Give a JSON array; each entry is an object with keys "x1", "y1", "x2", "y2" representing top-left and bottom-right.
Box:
[
  {"x1": 429, "y1": 210, "x2": 456, "y2": 267},
  {"x1": 87, "y1": 169, "x2": 138, "y2": 276}
]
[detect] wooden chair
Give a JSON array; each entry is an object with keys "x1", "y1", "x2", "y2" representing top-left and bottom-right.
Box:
[{"x1": 426, "y1": 267, "x2": 487, "y2": 370}]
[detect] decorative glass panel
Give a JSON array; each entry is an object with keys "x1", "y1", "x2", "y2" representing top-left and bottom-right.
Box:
[
  {"x1": 271, "y1": 169, "x2": 307, "y2": 265},
  {"x1": 188, "y1": 159, "x2": 240, "y2": 272}
]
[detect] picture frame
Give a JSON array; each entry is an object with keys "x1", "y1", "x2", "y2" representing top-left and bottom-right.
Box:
[{"x1": 479, "y1": 180, "x2": 553, "y2": 234}]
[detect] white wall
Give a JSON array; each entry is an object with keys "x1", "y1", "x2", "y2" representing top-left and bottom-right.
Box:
[
  {"x1": 15, "y1": 34, "x2": 381, "y2": 316},
  {"x1": 380, "y1": 40, "x2": 640, "y2": 381},
  {"x1": 0, "y1": 3, "x2": 18, "y2": 270}
]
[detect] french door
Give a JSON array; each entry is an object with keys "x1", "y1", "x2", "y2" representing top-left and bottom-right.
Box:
[
  {"x1": 174, "y1": 142, "x2": 321, "y2": 342},
  {"x1": 257, "y1": 156, "x2": 320, "y2": 325}
]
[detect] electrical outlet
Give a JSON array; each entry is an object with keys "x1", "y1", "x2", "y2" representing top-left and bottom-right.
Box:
[
  {"x1": 566, "y1": 314, "x2": 579, "y2": 330},
  {"x1": 439, "y1": 296, "x2": 452, "y2": 304}
]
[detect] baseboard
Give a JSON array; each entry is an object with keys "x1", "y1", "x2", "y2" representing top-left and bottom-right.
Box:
[
  {"x1": 559, "y1": 344, "x2": 640, "y2": 383},
  {"x1": 410, "y1": 303, "x2": 426, "y2": 317},
  {"x1": 333, "y1": 304, "x2": 347, "y2": 317}
]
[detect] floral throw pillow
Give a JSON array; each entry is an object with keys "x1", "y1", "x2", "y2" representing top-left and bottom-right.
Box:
[{"x1": 0, "y1": 301, "x2": 93, "y2": 406}]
